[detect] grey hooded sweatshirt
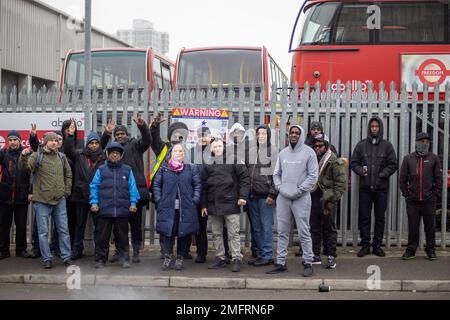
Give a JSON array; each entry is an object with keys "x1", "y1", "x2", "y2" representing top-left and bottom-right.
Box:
[{"x1": 273, "y1": 125, "x2": 319, "y2": 200}]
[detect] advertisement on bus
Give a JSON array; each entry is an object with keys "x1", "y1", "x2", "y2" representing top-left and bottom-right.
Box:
[{"x1": 402, "y1": 54, "x2": 450, "y2": 92}]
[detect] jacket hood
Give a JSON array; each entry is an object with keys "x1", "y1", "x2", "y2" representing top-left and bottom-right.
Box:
[
  {"x1": 289, "y1": 125, "x2": 306, "y2": 151},
  {"x1": 367, "y1": 116, "x2": 384, "y2": 141}
]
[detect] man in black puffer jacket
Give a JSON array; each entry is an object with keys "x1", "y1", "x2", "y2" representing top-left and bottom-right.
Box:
[
  {"x1": 0, "y1": 131, "x2": 31, "y2": 259},
  {"x1": 350, "y1": 116, "x2": 397, "y2": 258},
  {"x1": 101, "y1": 114, "x2": 152, "y2": 263},
  {"x1": 64, "y1": 125, "x2": 105, "y2": 260}
]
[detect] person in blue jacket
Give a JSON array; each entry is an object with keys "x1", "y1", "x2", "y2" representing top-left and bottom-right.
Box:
[
  {"x1": 89, "y1": 142, "x2": 140, "y2": 269},
  {"x1": 153, "y1": 142, "x2": 202, "y2": 271}
]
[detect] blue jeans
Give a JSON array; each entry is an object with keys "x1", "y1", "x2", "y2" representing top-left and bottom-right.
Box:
[
  {"x1": 249, "y1": 197, "x2": 274, "y2": 260},
  {"x1": 34, "y1": 199, "x2": 72, "y2": 262},
  {"x1": 72, "y1": 203, "x2": 98, "y2": 255}
]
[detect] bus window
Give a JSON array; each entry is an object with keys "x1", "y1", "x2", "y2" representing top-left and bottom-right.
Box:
[
  {"x1": 379, "y1": 3, "x2": 446, "y2": 43},
  {"x1": 161, "y1": 63, "x2": 172, "y2": 90},
  {"x1": 299, "y1": 2, "x2": 339, "y2": 45},
  {"x1": 153, "y1": 58, "x2": 163, "y2": 90},
  {"x1": 334, "y1": 4, "x2": 370, "y2": 43}
]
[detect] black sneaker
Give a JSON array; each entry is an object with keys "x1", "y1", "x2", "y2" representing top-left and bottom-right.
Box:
[
  {"x1": 30, "y1": 251, "x2": 41, "y2": 259},
  {"x1": 161, "y1": 255, "x2": 173, "y2": 271},
  {"x1": 183, "y1": 253, "x2": 193, "y2": 260},
  {"x1": 372, "y1": 246, "x2": 386, "y2": 257},
  {"x1": 0, "y1": 252, "x2": 11, "y2": 260},
  {"x1": 247, "y1": 258, "x2": 260, "y2": 265},
  {"x1": 195, "y1": 255, "x2": 206, "y2": 263},
  {"x1": 303, "y1": 263, "x2": 313, "y2": 277},
  {"x1": 71, "y1": 251, "x2": 83, "y2": 260},
  {"x1": 94, "y1": 261, "x2": 105, "y2": 269},
  {"x1": 62, "y1": 259, "x2": 73, "y2": 266},
  {"x1": 43, "y1": 260, "x2": 53, "y2": 269},
  {"x1": 208, "y1": 257, "x2": 227, "y2": 269},
  {"x1": 132, "y1": 253, "x2": 141, "y2": 263},
  {"x1": 326, "y1": 256, "x2": 336, "y2": 269},
  {"x1": 426, "y1": 250, "x2": 437, "y2": 261},
  {"x1": 402, "y1": 250, "x2": 416, "y2": 260},
  {"x1": 357, "y1": 246, "x2": 370, "y2": 257},
  {"x1": 266, "y1": 263, "x2": 288, "y2": 274},
  {"x1": 175, "y1": 256, "x2": 184, "y2": 271},
  {"x1": 16, "y1": 251, "x2": 31, "y2": 258},
  {"x1": 231, "y1": 259, "x2": 241, "y2": 272},
  {"x1": 312, "y1": 255, "x2": 322, "y2": 265},
  {"x1": 253, "y1": 258, "x2": 274, "y2": 267}
]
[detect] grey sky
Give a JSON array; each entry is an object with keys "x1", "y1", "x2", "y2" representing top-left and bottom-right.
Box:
[{"x1": 40, "y1": 0, "x2": 304, "y2": 78}]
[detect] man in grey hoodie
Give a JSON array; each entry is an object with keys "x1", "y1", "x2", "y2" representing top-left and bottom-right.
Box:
[{"x1": 267, "y1": 125, "x2": 318, "y2": 277}]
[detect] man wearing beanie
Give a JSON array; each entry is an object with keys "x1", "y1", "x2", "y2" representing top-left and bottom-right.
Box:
[
  {"x1": 399, "y1": 132, "x2": 442, "y2": 261},
  {"x1": 101, "y1": 114, "x2": 151, "y2": 263},
  {"x1": 0, "y1": 130, "x2": 32, "y2": 259},
  {"x1": 64, "y1": 122, "x2": 105, "y2": 260},
  {"x1": 19, "y1": 132, "x2": 73, "y2": 268}
]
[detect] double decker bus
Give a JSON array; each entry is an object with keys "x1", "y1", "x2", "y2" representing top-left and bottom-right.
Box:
[
  {"x1": 173, "y1": 46, "x2": 288, "y2": 100},
  {"x1": 289, "y1": 0, "x2": 450, "y2": 92},
  {"x1": 60, "y1": 47, "x2": 174, "y2": 96}
]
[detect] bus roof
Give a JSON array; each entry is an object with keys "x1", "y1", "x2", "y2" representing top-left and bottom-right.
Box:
[
  {"x1": 304, "y1": 0, "x2": 447, "y2": 5},
  {"x1": 180, "y1": 46, "x2": 263, "y2": 54}
]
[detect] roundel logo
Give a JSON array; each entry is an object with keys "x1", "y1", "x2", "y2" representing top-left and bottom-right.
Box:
[
  {"x1": 0, "y1": 135, "x2": 5, "y2": 150},
  {"x1": 414, "y1": 59, "x2": 450, "y2": 85}
]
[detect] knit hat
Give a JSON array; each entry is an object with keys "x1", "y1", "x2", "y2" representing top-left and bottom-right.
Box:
[
  {"x1": 106, "y1": 141, "x2": 124, "y2": 155},
  {"x1": 86, "y1": 132, "x2": 100, "y2": 145},
  {"x1": 312, "y1": 133, "x2": 329, "y2": 148},
  {"x1": 43, "y1": 132, "x2": 59, "y2": 145},
  {"x1": 310, "y1": 121, "x2": 323, "y2": 132},
  {"x1": 168, "y1": 121, "x2": 188, "y2": 141},
  {"x1": 197, "y1": 126, "x2": 211, "y2": 137},
  {"x1": 7, "y1": 130, "x2": 21, "y2": 142},
  {"x1": 113, "y1": 125, "x2": 128, "y2": 136},
  {"x1": 416, "y1": 132, "x2": 431, "y2": 141}
]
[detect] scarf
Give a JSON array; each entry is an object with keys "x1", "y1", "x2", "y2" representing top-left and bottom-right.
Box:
[
  {"x1": 168, "y1": 158, "x2": 184, "y2": 172},
  {"x1": 311, "y1": 149, "x2": 332, "y2": 192}
]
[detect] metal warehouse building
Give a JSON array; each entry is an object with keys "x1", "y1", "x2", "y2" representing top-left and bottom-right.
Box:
[{"x1": 0, "y1": 0, "x2": 131, "y2": 94}]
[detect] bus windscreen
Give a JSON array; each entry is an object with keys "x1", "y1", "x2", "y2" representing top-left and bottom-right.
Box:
[
  {"x1": 64, "y1": 51, "x2": 147, "y2": 88},
  {"x1": 177, "y1": 50, "x2": 263, "y2": 87}
]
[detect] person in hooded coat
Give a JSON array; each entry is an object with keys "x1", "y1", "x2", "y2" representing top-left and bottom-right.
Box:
[{"x1": 350, "y1": 116, "x2": 397, "y2": 258}]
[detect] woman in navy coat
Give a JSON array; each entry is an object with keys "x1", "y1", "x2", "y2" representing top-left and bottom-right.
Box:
[{"x1": 153, "y1": 142, "x2": 201, "y2": 271}]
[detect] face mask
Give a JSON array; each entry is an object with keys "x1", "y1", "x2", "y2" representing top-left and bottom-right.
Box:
[{"x1": 415, "y1": 142, "x2": 429, "y2": 156}]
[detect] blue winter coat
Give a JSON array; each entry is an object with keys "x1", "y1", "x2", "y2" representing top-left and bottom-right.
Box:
[
  {"x1": 153, "y1": 162, "x2": 201, "y2": 237},
  {"x1": 89, "y1": 160, "x2": 140, "y2": 218}
]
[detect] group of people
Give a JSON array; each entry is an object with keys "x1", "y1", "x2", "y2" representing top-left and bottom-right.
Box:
[{"x1": 0, "y1": 114, "x2": 443, "y2": 277}]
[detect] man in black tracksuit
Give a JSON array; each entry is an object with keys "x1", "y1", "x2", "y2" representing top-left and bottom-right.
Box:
[
  {"x1": 101, "y1": 115, "x2": 152, "y2": 263},
  {"x1": 350, "y1": 116, "x2": 397, "y2": 257},
  {"x1": 399, "y1": 132, "x2": 442, "y2": 261},
  {"x1": 0, "y1": 131, "x2": 31, "y2": 259}
]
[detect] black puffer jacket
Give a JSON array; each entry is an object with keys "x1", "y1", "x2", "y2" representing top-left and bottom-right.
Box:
[
  {"x1": 64, "y1": 135, "x2": 106, "y2": 203},
  {"x1": 0, "y1": 146, "x2": 30, "y2": 204},
  {"x1": 399, "y1": 152, "x2": 443, "y2": 202},
  {"x1": 201, "y1": 150, "x2": 250, "y2": 216},
  {"x1": 350, "y1": 116, "x2": 398, "y2": 192},
  {"x1": 246, "y1": 124, "x2": 278, "y2": 199},
  {"x1": 101, "y1": 123, "x2": 152, "y2": 204}
]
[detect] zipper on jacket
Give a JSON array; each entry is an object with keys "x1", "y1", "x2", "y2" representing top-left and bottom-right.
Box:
[{"x1": 419, "y1": 157, "x2": 423, "y2": 201}]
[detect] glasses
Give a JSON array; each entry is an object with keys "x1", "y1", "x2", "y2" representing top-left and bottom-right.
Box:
[{"x1": 314, "y1": 144, "x2": 325, "y2": 149}]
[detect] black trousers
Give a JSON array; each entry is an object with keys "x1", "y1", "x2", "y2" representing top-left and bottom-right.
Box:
[
  {"x1": 310, "y1": 207, "x2": 338, "y2": 257},
  {"x1": 406, "y1": 200, "x2": 436, "y2": 253},
  {"x1": 113, "y1": 202, "x2": 144, "y2": 253},
  {"x1": 358, "y1": 190, "x2": 388, "y2": 247},
  {"x1": 96, "y1": 217, "x2": 129, "y2": 263},
  {"x1": 0, "y1": 203, "x2": 28, "y2": 254}
]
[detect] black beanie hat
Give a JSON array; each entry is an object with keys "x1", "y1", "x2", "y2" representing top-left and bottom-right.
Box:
[
  {"x1": 168, "y1": 122, "x2": 188, "y2": 140},
  {"x1": 113, "y1": 125, "x2": 128, "y2": 136}
]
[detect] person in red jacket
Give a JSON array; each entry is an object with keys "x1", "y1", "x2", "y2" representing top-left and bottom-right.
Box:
[{"x1": 399, "y1": 132, "x2": 443, "y2": 261}]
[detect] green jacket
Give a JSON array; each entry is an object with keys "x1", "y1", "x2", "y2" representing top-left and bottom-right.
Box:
[
  {"x1": 19, "y1": 147, "x2": 72, "y2": 205},
  {"x1": 318, "y1": 152, "x2": 347, "y2": 204}
]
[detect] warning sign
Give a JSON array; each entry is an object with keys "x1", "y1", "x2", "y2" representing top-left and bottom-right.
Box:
[{"x1": 171, "y1": 108, "x2": 229, "y2": 148}]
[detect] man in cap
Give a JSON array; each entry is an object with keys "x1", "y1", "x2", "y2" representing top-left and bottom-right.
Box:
[{"x1": 399, "y1": 132, "x2": 442, "y2": 261}]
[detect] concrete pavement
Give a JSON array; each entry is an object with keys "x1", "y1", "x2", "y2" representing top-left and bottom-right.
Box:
[{"x1": 0, "y1": 245, "x2": 449, "y2": 292}]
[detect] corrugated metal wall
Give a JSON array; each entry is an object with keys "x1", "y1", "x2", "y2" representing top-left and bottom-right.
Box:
[{"x1": 0, "y1": 0, "x2": 130, "y2": 84}]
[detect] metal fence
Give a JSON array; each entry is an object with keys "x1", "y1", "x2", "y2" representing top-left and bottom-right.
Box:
[{"x1": 1, "y1": 81, "x2": 449, "y2": 249}]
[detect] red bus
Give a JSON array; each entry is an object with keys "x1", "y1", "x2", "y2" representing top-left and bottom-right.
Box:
[
  {"x1": 289, "y1": 0, "x2": 450, "y2": 92},
  {"x1": 60, "y1": 47, "x2": 174, "y2": 96},
  {"x1": 173, "y1": 46, "x2": 288, "y2": 100}
]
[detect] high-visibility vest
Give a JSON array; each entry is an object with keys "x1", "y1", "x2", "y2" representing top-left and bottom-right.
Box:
[{"x1": 150, "y1": 144, "x2": 169, "y2": 182}]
